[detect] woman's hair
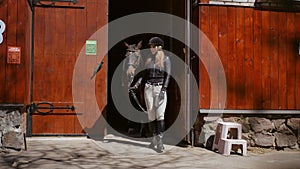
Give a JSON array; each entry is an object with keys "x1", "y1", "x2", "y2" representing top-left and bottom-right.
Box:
[{"x1": 146, "y1": 46, "x2": 165, "y2": 68}]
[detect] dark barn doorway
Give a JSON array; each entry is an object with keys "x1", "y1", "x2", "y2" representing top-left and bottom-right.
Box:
[{"x1": 107, "y1": 0, "x2": 186, "y2": 138}]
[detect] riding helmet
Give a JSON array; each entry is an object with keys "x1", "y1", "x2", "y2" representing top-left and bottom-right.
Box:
[{"x1": 148, "y1": 37, "x2": 164, "y2": 48}]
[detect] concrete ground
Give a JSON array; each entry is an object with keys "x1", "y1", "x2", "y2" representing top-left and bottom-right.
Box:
[{"x1": 0, "y1": 135, "x2": 300, "y2": 169}]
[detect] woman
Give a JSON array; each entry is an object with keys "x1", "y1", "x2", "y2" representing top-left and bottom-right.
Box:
[{"x1": 131, "y1": 37, "x2": 171, "y2": 152}]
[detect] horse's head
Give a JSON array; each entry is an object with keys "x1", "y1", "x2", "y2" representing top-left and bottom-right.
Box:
[
  {"x1": 124, "y1": 41, "x2": 142, "y2": 57},
  {"x1": 124, "y1": 41, "x2": 142, "y2": 77}
]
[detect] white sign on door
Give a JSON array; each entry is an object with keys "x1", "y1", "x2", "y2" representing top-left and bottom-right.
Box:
[{"x1": 0, "y1": 19, "x2": 6, "y2": 45}]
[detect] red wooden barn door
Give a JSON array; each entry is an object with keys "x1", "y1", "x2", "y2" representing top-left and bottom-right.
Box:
[
  {"x1": 198, "y1": 6, "x2": 300, "y2": 110},
  {"x1": 31, "y1": 0, "x2": 108, "y2": 136}
]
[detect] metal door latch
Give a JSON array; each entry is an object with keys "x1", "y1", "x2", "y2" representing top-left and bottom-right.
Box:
[{"x1": 27, "y1": 102, "x2": 75, "y2": 114}]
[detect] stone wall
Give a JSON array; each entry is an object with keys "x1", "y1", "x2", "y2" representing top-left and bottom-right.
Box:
[
  {"x1": 198, "y1": 115, "x2": 300, "y2": 150},
  {"x1": 224, "y1": 116, "x2": 300, "y2": 150},
  {"x1": 0, "y1": 106, "x2": 24, "y2": 150}
]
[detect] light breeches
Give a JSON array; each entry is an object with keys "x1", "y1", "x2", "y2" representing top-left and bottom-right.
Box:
[{"x1": 144, "y1": 83, "x2": 167, "y2": 121}]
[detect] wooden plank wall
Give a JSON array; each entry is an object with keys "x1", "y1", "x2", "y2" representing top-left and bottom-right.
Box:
[
  {"x1": 33, "y1": 0, "x2": 107, "y2": 104},
  {"x1": 199, "y1": 5, "x2": 300, "y2": 110},
  {"x1": 32, "y1": 0, "x2": 107, "y2": 134},
  {"x1": 0, "y1": 0, "x2": 31, "y2": 104}
]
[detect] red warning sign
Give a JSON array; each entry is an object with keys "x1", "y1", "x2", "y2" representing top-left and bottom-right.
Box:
[{"x1": 7, "y1": 46, "x2": 21, "y2": 64}]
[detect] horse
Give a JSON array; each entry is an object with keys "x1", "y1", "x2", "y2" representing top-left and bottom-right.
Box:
[
  {"x1": 122, "y1": 41, "x2": 148, "y2": 136},
  {"x1": 122, "y1": 41, "x2": 143, "y2": 88}
]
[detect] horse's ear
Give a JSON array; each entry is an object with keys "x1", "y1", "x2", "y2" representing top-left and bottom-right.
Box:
[
  {"x1": 137, "y1": 41, "x2": 142, "y2": 49},
  {"x1": 124, "y1": 42, "x2": 130, "y2": 48}
]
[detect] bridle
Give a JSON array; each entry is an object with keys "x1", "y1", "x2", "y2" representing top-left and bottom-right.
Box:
[{"x1": 125, "y1": 45, "x2": 141, "y2": 67}]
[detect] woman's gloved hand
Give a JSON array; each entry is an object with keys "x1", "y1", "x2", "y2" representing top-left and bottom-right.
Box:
[{"x1": 158, "y1": 87, "x2": 166, "y2": 101}]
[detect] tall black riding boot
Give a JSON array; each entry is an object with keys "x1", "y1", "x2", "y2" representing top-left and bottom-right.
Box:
[
  {"x1": 148, "y1": 120, "x2": 157, "y2": 149},
  {"x1": 157, "y1": 120, "x2": 165, "y2": 152}
]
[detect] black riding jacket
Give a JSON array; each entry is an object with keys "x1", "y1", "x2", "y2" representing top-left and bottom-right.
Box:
[{"x1": 141, "y1": 54, "x2": 171, "y2": 89}]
